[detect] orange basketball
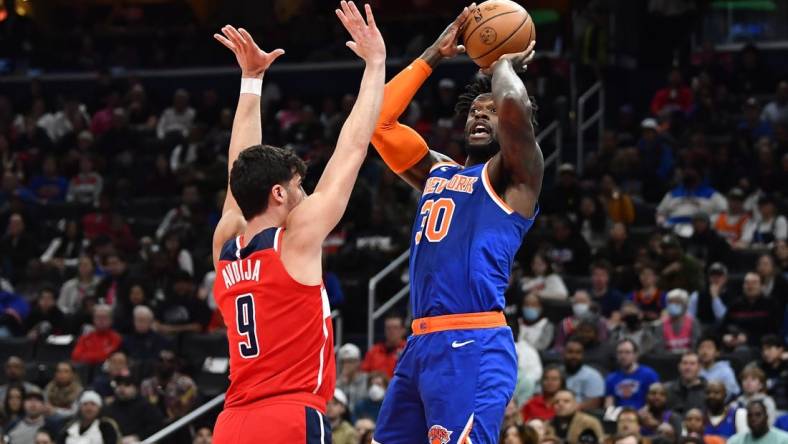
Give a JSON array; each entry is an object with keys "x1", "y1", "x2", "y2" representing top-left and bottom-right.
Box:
[{"x1": 462, "y1": 0, "x2": 535, "y2": 69}]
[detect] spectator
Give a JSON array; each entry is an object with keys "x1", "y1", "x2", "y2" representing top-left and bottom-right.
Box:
[
  {"x1": 761, "y1": 81, "x2": 788, "y2": 126},
  {"x1": 665, "y1": 352, "x2": 707, "y2": 415},
  {"x1": 140, "y1": 350, "x2": 198, "y2": 421},
  {"x1": 526, "y1": 418, "x2": 546, "y2": 442},
  {"x1": 40, "y1": 220, "x2": 87, "y2": 273},
  {"x1": 500, "y1": 423, "x2": 537, "y2": 444},
  {"x1": 71, "y1": 304, "x2": 122, "y2": 365},
  {"x1": 518, "y1": 293, "x2": 555, "y2": 351},
  {"x1": 522, "y1": 366, "x2": 564, "y2": 422},
  {"x1": 514, "y1": 321, "x2": 543, "y2": 385},
  {"x1": 543, "y1": 163, "x2": 581, "y2": 217},
  {"x1": 563, "y1": 337, "x2": 605, "y2": 411},
  {"x1": 0, "y1": 213, "x2": 38, "y2": 284},
  {"x1": 683, "y1": 408, "x2": 725, "y2": 444},
  {"x1": 161, "y1": 231, "x2": 194, "y2": 276},
  {"x1": 611, "y1": 432, "x2": 642, "y2": 444},
  {"x1": 326, "y1": 389, "x2": 357, "y2": 444},
  {"x1": 30, "y1": 156, "x2": 68, "y2": 203},
  {"x1": 502, "y1": 398, "x2": 524, "y2": 431},
  {"x1": 638, "y1": 382, "x2": 682, "y2": 438},
  {"x1": 192, "y1": 427, "x2": 213, "y2": 444},
  {"x1": 154, "y1": 272, "x2": 211, "y2": 335},
  {"x1": 336, "y1": 343, "x2": 367, "y2": 415},
  {"x1": 656, "y1": 289, "x2": 701, "y2": 353},
  {"x1": 44, "y1": 361, "x2": 83, "y2": 418},
  {"x1": 590, "y1": 260, "x2": 625, "y2": 318},
  {"x1": 361, "y1": 314, "x2": 406, "y2": 379},
  {"x1": 697, "y1": 336, "x2": 740, "y2": 399},
  {"x1": 24, "y1": 287, "x2": 68, "y2": 341},
  {"x1": 354, "y1": 417, "x2": 375, "y2": 444},
  {"x1": 650, "y1": 68, "x2": 694, "y2": 116},
  {"x1": 758, "y1": 335, "x2": 788, "y2": 411},
  {"x1": 519, "y1": 252, "x2": 569, "y2": 301},
  {"x1": 617, "y1": 407, "x2": 643, "y2": 438},
  {"x1": 657, "y1": 235, "x2": 705, "y2": 294},
  {"x1": 735, "y1": 366, "x2": 777, "y2": 426},
  {"x1": 723, "y1": 272, "x2": 783, "y2": 348},
  {"x1": 545, "y1": 216, "x2": 592, "y2": 275},
  {"x1": 688, "y1": 262, "x2": 731, "y2": 326},
  {"x1": 685, "y1": 213, "x2": 732, "y2": 266},
  {"x1": 627, "y1": 262, "x2": 666, "y2": 322},
  {"x1": 0, "y1": 287, "x2": 30, "y2": 337},
  {"x1": 58, "y1": 390, "x2": 121, "y2": 444},
  {"x1": 739, "y1": 195, "x2": 787, "y2": 249},
  {"x1": 599, "y1": 175, "x2": 636, "y2": 225},
  {"x1": 95, "y1": 253, "x2": 133, "y2": 309},
  {"x1": 112, "y1": 283, "x2": 152, "y2": 335},
  {"x1": 553, "y1": 290, "x2": 609, "y2": 351},
  {"x1": 58, "y1": 255, "x2": 99, "y2": 314},
  {"x1": 1, "y1": 383, "x2": 25, "y2": 428},
  {"x1": 101, "y1": 375, "x2": 163, "y2": 442},
  {"x1": 605, "y1": 339, "x2": 659, "y2": 409},
  {"x1": 157, "y1": 89, "x2": 195, "y2": 140},
  {"x1": 755, "y1": 254, "x2": 788, "y2": 302},
  {"x1": 637, "y1": 118, "x2": 675, "y2": 199},
  {"x1": 122, "y1": 305, "x2": 171, "y2": 365},
  {"x1": 728, "y1": 400, "x2": 788, "y2": 444},
  {"x1": 6, "y1": 387, "x2": 57, "y2": 444},
  {"x1": 155, "y1": 184, "x2": 202, "y2": 242},
  {"x1": 35, "y1": 429, "x2": 56, "y2": 444},
  {"x1": 577, "y1": 194, "x2": 610, "y2": 252},
  {"x1": 598, "y1": 223, "x2": 638, "y2": 287},
  {"x1": 546, "y1": 389, "x2": 604, "y2": 443},
  {"x1": 0, "y1": 357, "x2": 40, "y2": 401},
  {"x1": 704, "y1": 381, "x2": 742, "y2": 439},
  {"x1": 712, "y1": 188, "x2": 750, "y2": 245},
  {"x1": 739, "y1": 98, "x2": 774, "y2": 144},
  {"x1": 91, "y1": 351, "x2": 130, "y2": 399},
  {"x1": 354, "y1": 372, "x2": 387, "y2": 422},
  {"x1": 610, "y1": 301, "x2": 659, "y2": 355},
  {"x1": 66, "y1": 155, "x2": 103, "y2": 207},
  {"x1": 656, "y1": 166, "x2": 728, "y2": 232}
]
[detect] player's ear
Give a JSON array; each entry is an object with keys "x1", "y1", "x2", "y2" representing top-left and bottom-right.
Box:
[{"x1": 271, "y1": 184, "x2": 286, "y2": 204}]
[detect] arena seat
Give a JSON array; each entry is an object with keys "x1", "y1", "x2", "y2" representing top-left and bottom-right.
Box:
[
  {"x1": 34, "y1": 341, "x2": 75, "y2": 363},
  {"x1": 0, "y1": 337, "x2": 34, "y2": 362},
  {"x1": 180, "y1": 333, "x2": 229, "y2": 370},
  {"x1": 541, "y1": 298, "x2": 572, "y2": 323},
  {"x1": 640, "y1": 352, "x2": 681, "y2": 381}
]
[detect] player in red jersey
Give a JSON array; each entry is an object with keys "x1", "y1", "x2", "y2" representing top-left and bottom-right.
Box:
[{"x1": 210, "y1": 3, "x2": 385, "y2": 443}]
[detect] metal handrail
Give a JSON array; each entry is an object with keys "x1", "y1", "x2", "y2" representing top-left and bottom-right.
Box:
[
  {"x1": 367, "y1": 250, "x2": 409, "y2": 350},
  {"x1": 331, "y1": 309, "x2": 343, "y2": 352},
  {"x1": 142, "y1": 393, "x2": 225, "y2": 444},
  {"x1": 576, "y1": 82, "x2": 604, "y2": 175}
]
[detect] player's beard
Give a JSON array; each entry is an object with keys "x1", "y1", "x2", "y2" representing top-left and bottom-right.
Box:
[{"x1": 465, "y1": 139, "x2": 500, "y2": 162}]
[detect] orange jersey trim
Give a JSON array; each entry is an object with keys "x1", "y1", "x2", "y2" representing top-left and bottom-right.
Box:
[
  {"x1": 481, "y1": 161, "x2": 514, "y2": 215},
  {"x1": 411, "y1": 311, "x2": 506, "y2": 335}
]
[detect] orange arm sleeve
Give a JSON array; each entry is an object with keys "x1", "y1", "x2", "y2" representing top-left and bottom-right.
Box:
[{"x1": 371, "y1": 59, "x2": 432, "y2": 174}]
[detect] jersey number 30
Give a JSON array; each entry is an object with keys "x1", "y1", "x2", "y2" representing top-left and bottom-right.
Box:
[
  {"x1": 235, "y1": 294, "x2": 259, "y2": 358},
  {"x1": 415, "y1": 198, "x2": 455, "y2": 244}
]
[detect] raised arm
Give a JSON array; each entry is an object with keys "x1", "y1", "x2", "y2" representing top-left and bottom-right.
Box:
[
  {"x1": 371, "y1": 6, "x2": 472, "y2": 190},
  {"x1": 281, "y1": 1, "x2": 385, "y2": 285},
  {"x1": 211, "y1": 25, "x2": 284, "y2": 269},
  {"x1": 485, "y1": 41, "x2": 543, "y2": 218}
]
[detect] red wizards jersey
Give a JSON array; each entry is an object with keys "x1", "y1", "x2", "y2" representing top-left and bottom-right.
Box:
[{"x1": 213, "y1": 226, "x2": 335, "y2": 412}]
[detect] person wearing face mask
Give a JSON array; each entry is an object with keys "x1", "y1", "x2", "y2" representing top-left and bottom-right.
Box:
[
  {"x1": 518, "y1": 293, "x2": 555, "y2": 352},
  {"x1": 354, "y1": 372, "x2": 388, "y2": 422},
  {"x1": 512, "y1": 311, "x2": 544, "y2": 389},
  {"x1": 553, "y1": 290, "x2": 609, "y2": 351},
  {"x1": 656, "y1": 289, "x2": 701, "y2": 354},
  {"x1": 610, "y1": 302, "x2": 659, "y2": 356}
]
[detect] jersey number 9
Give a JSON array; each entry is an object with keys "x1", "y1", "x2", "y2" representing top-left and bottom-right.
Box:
[{"x1": 235, "y1": 294, "x2": 259, "y2": 358}]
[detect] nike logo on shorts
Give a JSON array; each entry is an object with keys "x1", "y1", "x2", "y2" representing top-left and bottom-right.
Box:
[{"x1": 451, "y1": 340, "x2": 475, "y2": 348}]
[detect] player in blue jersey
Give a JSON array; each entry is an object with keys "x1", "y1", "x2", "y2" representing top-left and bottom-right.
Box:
[{"x1": 369, "y1": 5, "x2": 544, "y2": 444}]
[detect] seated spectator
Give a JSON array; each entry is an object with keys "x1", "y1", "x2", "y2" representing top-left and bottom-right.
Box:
[
  {"x1": 514, "y1": 322, "x2": 543, "y2": 385},
  {"x1": 688, "y1": 263, "x2": 731, "y2": 326},
  {"x1": 686, "y1": 213, "x2": 732, "y2": 266},
  {"x1": 739, "y1": 195, "x2": 787, "y2": 249},
  {"x1": 518, "y1": 293, "x2": 555, "y2": 351},
  {"x1": 154, "y1": 272, "x2": 211, "y2": 335},
  {"x1": 712, "y1": 188, "x2": 750, "y2": 245},
  {"x1": 590, "y1": 260, "x2": 625, "y2": 318},
  {"x1": 544, "y1": 216, "x2": 591, "y2": 275},
  {"x1": 122, "y1": 305, "x2": 171, "y2": 365},
  {"x1": 656, "y1": 289, "x2": 701, "y2": 353},
  {"x1": 723, "y1": 272, "x2": 783, "y2": 348},
  {"x1": 193, "y1": 426, "x2": 213, "y2": 444},
  {"x1": 628, "y1": 262, "x2": 665, "y2": 322},
  {"x1": 66, "y1": 155, "x2": 103, "y2": 207},
  {"x1": 739, "y1": 97, "x2": 774, "y2": 143},
  {"x1": 140, "y1": 350, "x2": 197, "y2": 422},
  {"x1": 58, "y1": 390, "x2": 121, "y2": 444},
  {"x1": 361, "y1": 314, "x2": 406, "y2": 379},
  {"x1": 58, "y1": 255, "x2": 99, "y2": 315},
  {"x1": 761, "y1": 81, "x2": 788, "y2": 126},
  {"x1": 546, "y1": 389, "x2": 604, "y2": 443},
  {"x1": 155, "y1": 184, "x2": 202, "y2": 242},
  {"x1": 161, "y1": 231, "x2": 194, "y2": 276},
  {"x1": 617, "y1": 407, "x2": 643, "y2": 438},
  {"x1": 735, "y1": 366, "x2": 777, "y2": 426},
  {"x1": 91, "y1": 351, "x2": 130, "y2": 399},
  {"x1": 354, "y1": 417, "x2": 376, "y2": 444},
  {"x1": 354, "y1": 372, "x2": 387, "y2": 422},
  {"x1": 683, "y1": 408, "x2": 725, "y2": 444},
  {"x1": 637, "y1": 118, "x2": 674, "y2": 201},
  {"x1": 657, "y1": 235, "x2": 704, "y2": 294},
  {"x1": 543, "y1": 163, "x2": 581, "y2": 217},
  {"x1": 519, "y1": 252, "x2": 568, "y2": 301},
  {"x1": 755, "y1": 254, "x2": 788, "y2": 302},
  {"x1": 611, "y1": 432, "x2": 642, "y2": 444},
  {"x1": 71, "y1": 304, "x2": 122, "y2": 365},
  {"x1": 157, "y1": 89, "x2": 195, "y2": 140},
  {"x1": 0, "y1": 357, "x2": 40, "y2": 400},
  {"x1": 610, "y1": 302, "x2": 659, "y2": 355},
  {"x1": 650, "y1": 68, "x2": 694, "y2": 116},
  {"x1": 563, "y1": 337, "x2": 605, "y2": 411},
  {"x1": 522, "y1": 366, "x2": 564, "y2": 422},
  {"x1": 40, "y1": 220, "x2": 87, "y2": 273},
  {"x1": 758, "y1": 335, "x2": 788, "y2": 411},
  {"x1": 665, "y1": 352, "x2": 707, "y2": 415},
  {"x1": 0, "y1": 288, "x2": 30, "y2": 337},
  {"x1": 25, "y1": 287, "x2": 67, "y2": 341},
  {"x1": 113, "y1": 283, "x2": 153, "y2": 335},
  {"x1": 1, "y1": 383, "x2": 25, "y2": 428},
  {"x1": 599, "y1": 175, "x2": 635, "y2": 225},
  {"x1": 35, "y1": 429, "x2": 56, "y2": 444},
  {"x1": 44, "y1": 361, "x2": 83, "y2": 418},
  {"x1": 326, "y1": 389, "x2": 357, "y2": 444},
  {"x1": 606, "y1": 339, "x2": 659, "y2": 409},
  {"x1": 30, "y1": 156, "x2": 68, "y2": 204},
  {"x1": 656, "y1": 166, "x2": 727, "y2": 232},
  {"x1": 728, "y1": 400, "x2": 788, "y2": 444},
  {"x1": 639, "y1": 383, "x2": 681, "y2": 438},
  {"x1": 102, "y1": 375, "x2": 163, "y2": 442},
  {"x1": 697, "y1": 336, "x2": 740, "y2": 399},
  {"x1": 526, "y1": 418, "x2": 547, "y2": 442},
  {"x1": 502, "y1": 399, "x2": 524, "y2": 431},
  {"x1": 95, "y1": 253, "x2": 133, "y2": 309},
  {"x1": 6, "y1": 387, "x2": 57, "y2": 444},
  {"x1": 577, "y1": 194, "x2": 610, "y2": 252},
  {"x1": 553, "y1": 290, "x2": 609, "y2": 351},
  {"x1": 500, "y1": 423, "x2": 537, "y2": 444},
  {"x1": 704, "y1": 381, "x2": 742, "y2": 439},
  {"x1": 336, "y1": 343, "x2": 368, "y2": 416},
  {"x1": 598, "y1": 223, "x2": 638, "y2": 288}
]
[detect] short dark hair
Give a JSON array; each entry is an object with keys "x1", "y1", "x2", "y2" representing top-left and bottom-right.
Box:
[
  {"x1": 565, "y1": 335, "x2": 585, "y2": 350},
  {"x1": 591, "y1": 259, "x2": 612, "y2": 274},
  {"x1": 761, "y1": 334, "x2": 784, "y2": 348},
  {"x1": 454, "y1": 76, "x2": 539, "y2": 128},
  {"x1": 229, "y1": 145, "x2": 307, "y2": 220},
  {"x1": 617, "y1": 338, "x2": 639, "y2": 353}
]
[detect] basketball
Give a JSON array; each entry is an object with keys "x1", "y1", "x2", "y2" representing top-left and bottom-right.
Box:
[{"x1": 462, "y1": 0, "x2": 535, "y2": 68}]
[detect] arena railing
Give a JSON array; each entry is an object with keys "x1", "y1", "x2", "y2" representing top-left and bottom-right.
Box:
[{"x1": 576, "y1": 81, "x2": 604, "y2": 175}]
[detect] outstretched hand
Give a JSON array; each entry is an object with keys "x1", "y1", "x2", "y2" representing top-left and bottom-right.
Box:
[
  {"x1": 214, "y1": 25, "x2": 284, "y2": 78},
  {"x1": 335, "y1": 1, "x2": 385, "y2": 65},
  {"x1": 480, "y1": 40, "x2": 537, "y2": 76},
  {"x1": 434, "y1": 3, "x2": 475, "y2": 59}
]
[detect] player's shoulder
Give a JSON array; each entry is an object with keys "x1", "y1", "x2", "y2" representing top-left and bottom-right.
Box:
[
  {"x1": 218, "y1": 227, "x2": 281, "y2": 262},
  {"x1": 428, "y1": 160, "x2": 463, "y2": 176}
]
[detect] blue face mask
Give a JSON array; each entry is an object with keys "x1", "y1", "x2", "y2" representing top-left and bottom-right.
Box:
[
  {"x1": 522, "y1": 307, "x2": 541, "y2": 321},
  {"x1": 667, "y1": 302, "x2": 684, "y2": 317}
]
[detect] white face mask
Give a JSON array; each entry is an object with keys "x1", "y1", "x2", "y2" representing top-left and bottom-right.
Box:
[
  {"x1": 368, "y1": 384, "x2": 386, "y2": 402},
  {"x1": 573, "y1": 303, "x2": 590, "y2": 317}
]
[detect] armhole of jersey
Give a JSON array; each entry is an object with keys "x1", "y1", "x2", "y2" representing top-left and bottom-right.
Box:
[
  {"x1": 429, "y1": 161, "x2": 461, "y2": 173},
  {"x1": 481, "y1": 161, "x2": 540, "y2": 221},
  {"x1": 234, "y1": 236, "x2": 242, "y2": 259},
  {"x1": 273, "y1": 227, "x2": 284, "y2": 253}
]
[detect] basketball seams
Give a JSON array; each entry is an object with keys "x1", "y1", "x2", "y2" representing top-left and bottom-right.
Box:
[
  {"x1": 463, "y1": 9, "x2": 520, "y2": 43},
  {"x1": 471, "y1": 13, "x2": 530, "y2": 62}
]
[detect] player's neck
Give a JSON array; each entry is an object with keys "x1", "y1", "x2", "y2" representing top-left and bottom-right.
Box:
[
  {"x1": 243, "y1": 212, "x2": 285, "y2": 247},
  {"x1": 464, "y1": 153, "x2": 493, "y2": 168}
]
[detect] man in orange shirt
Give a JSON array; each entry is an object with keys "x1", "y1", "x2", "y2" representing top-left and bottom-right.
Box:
[
  {"x1": 71, "y1": 304, "x2": 121, "y2": 365},
  {"x1": 361, "y1": 313, "x2": 405, "y2": 378}
]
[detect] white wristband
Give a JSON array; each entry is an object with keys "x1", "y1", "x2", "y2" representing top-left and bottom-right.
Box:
[{"x1": 240, "y1": 77, "x2": 263, "y2": 96}]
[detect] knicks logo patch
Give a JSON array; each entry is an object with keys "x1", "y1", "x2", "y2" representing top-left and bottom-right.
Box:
[{"x1": 428, "y1": 425, "x2": 452, "y2": 444}]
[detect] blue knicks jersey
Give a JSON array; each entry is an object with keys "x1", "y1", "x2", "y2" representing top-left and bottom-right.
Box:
[{"x1": 409, "y1": 160, "x2": 537, "y2": 318}]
